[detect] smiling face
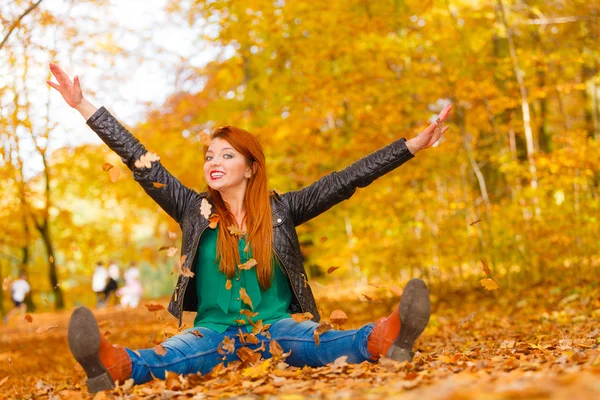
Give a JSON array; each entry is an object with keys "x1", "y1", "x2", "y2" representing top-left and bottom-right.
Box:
[{"x1": 203, "y1": 137, "x2": 253, "y2": 192}]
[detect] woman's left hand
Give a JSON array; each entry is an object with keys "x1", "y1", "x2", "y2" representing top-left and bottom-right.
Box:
[{"x1": 406, "y1": 104, "x2": 452, "y2": 155}]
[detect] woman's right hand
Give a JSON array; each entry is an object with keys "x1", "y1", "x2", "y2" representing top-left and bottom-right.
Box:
[{"x1": 47, "y1": 63, "x2": 84, "y2": 109}]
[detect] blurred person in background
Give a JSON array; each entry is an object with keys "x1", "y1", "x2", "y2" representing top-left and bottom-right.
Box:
[
  {"x1": 104, "y1": 260, "x2": 120, "y2": 306},
  {"x1": 117, "y1": 261, "x2": 143, "y2": 308},
  {"x1": 92, "y1": 261, "x2": 108, "y2": 308},
  {"x1": 3, "y1": 272, "x2": 31, "y2": 324}
]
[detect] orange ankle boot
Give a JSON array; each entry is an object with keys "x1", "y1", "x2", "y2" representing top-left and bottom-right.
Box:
[
  {"x1": 68, "y1": 306, "x2": 132, "y2": 393},
  {"x1": 367, "y1": 278, "x2": 431, "y2": 362}
]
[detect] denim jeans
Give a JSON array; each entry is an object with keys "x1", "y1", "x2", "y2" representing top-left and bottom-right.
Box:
[{"x1": 126, "y1": 318, "x2": 376, "y2": 384}]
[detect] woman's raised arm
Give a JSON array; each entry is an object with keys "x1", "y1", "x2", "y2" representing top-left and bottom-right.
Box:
[{"x1": 47, "y1": 63, "x2": 196, "y2": 224}]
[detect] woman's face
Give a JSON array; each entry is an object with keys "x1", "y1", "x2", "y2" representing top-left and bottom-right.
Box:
[{"x1": 204, "y1": 137, "x2": 252, "y2": 191}]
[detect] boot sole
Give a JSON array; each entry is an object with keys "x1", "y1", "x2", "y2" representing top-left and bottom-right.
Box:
[
  {"x1": 387, "y1": 278, "x2": 431, "y2": 361},
  {"x1": 68, "y1": 306, "x2": 115, "y2": 393}
]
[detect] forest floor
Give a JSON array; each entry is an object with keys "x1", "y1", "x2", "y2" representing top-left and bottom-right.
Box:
[{"x1": 0, "y1": 278, "x2": 599, "y2": 399}]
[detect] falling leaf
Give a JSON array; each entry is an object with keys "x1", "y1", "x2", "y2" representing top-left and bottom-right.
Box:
[
  {"x1": 134, "y1": 152, "x2": 160, "y2": 169},
  {"x1": 200, "y1": 132, "x2": 212, "y2": 146},
  {"x1": 225, "y1": 279, "x2": 232, "y2": 290},
  {"x1": 242, "y1": 359, "x2": 272, "y2": 379},
  {"x1": 291, "y1": 312, "x2": 314, "y2": 323},
  {"x1": 153, "y1": 344, "x2": 167, "y2": 356},
  {"x1": 101, "y1": 162, "x2": 113, "y2": 171},
  {"x1": 165, "y1": 371, "x2": 182, "y2": 390},
  {"x1": 233, "y1": 319, "x2": 246, "y2": 324},
  {"x1": 470, "y1": 219, "x2": 481, "y2": 226},
  {"x1": 239, "y1": 258, "x2": 258, "y2": 271},
  {"x1": 189, "y1": 330, "x2": 203, "y2": 338},
  {"x1": 240, "y1": 309, "x2": 259, "y2": 319},
  {"x1": 145, "y1": 302, "x2": 165, "y2": 312},
  {"x1": 174, "y1": 255, "x2": 194, "y2": 278},
  {"x1": 329, "y1": 310, "x2": 348, "y2": 325},
  {"x1": 320, "y1": 236, "x2": 328, "y2": 243},
  {"x1": 244, "y1": 241, "x2": 250, "y2": 253},
  {"x1": 268, "y1": 339, "x2": 285, "y2": 360},
  {"x1": 166, "y1": 247, "x2": 178, "y2": 257},
  {"x1": 24, "y1": 314, "x2": 33, "y2": 323},
  {"x1": 480, "y1": 278, "x2": 499, "y2": 291},
  {"x1": 168, "y1": 231, "x2": 177, "y2": 239},
  {"x1": 103, "y1": 331, "x2": 111, "y2": 338},
  {"x1": 313, "y1": 322, "x2": 334, "y2": 346},
  {"x1": 359, "y1": 294, "x2": 381, "y2": 303},
  {"x1": 481, "y1": 260, "x2": 491, "y2": 276},
  {"x1": 245, "y1": 333, "x2": 260, "y2": 345},
  {"x1": 218, "y1": 336, "x2": 235, "y2": 354},
  {"x1": 327, "y1": 266, "x2": 340, "y2": 274},
  {"x1": 228, "y1": 224, "x2": 245, "y2": 237},
  {"x1": 240, "y1": 288, "x2": 253, "y2": 309},
  {"x1": 152, "y1": 182, "x2": 166, "y2": 188},
  {"x1": 208, "y1": 214, "x2": 220, "y2": 229},
  {"x1": 237, "y1": 346, "x2": 261, "y2": 364},
  {"x1": 200, "y1": 198, "x2": 212, "y2": 220},
  {"x1": 0, "y1": 376, "x2": 8, "y2": 388},
  {"x1": 389, "y1": 285, "x2": 404, "y2": 297},
  {"x1": 36, "y1": 325, "x2": 58, "y2": 334},
  {"x1": 457, "y1": 311, "x2": 476, "y2": 330},
  {"x1": 109, "y1": 167, "x2": 121, "y2": 182}
]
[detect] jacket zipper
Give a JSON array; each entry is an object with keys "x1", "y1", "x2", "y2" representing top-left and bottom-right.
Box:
[{"x1": 272, "y1": 246, "x2": 305, "y2": 313}]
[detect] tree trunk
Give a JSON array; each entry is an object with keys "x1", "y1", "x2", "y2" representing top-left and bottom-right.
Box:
[{"x1": 36, "y1": 221, "x2": 63, "y2": 309}]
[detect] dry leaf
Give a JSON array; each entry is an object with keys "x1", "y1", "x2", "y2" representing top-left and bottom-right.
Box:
[
  {"x1": 218, "y1": 336, "x2": 235, "y2": 354},
  {"x1": 237, "y1": 346, "x2": 261, "y2": 364},
  {"x1": 134, "y1": 152, "x2": 160, "y2": 169},
  {"x1": 152, "y1": 182, "x2": 167, "y2": 188},
  {"x1": 327, "y1": 266, "x2": 340, "y2": 274},
  {"x1": 24, "y1": 314, "x2": 33, "y2": 323},
  {"x1": 153, "y1": 344, "x2": 167, "y2": 356},
  {"x1": 2, "y1": 276, "x2": 12, "y2": 291},
  {"x1": 144, "y1": 302, "x2": 165, "y2": 312},
  {"x1": 291, "y1": 312, "x2": 314, "y2": 323},
  {"x1": 189, "y1": 330, "x2": 203, "y2": 338},
  {"x1": 208, "y1": 214, "x2": 220, "y2": 229},
  {"x1": 481, "y1": 260, "x2": 491, "y2": 276},
  {"x1": 314, "y1": 322, "x2": 334, "y2": 346},
  {"x1": 165, "y1": 371, "x2": 181, "y2": 390},
  {"x1": 480, "y1": 278, "x2": 499, "y2": 291},
  {"x1": 36, "y1": 325, "x2": 58, "y2": 334},
  {"x1": 166, "y1": 247, "x2": 178, "y2": 257},
  {"x1": 225, "y1": 279, "x2": 232, "y2": 290},
  {"x1": 228, "y1": 224, "x2": 245, "y2": 237},
  {"x1": 329, "y1": 310, "x2": 348, "y2": 325},
  {"x1": 0, "y1": 376, "x2": 8, "y2": 388},
  {"x1": 240, "y1": 309, "x2": 259, "y2": 318},
  {"x1": 101, "y1": 162, "x2": 113, "y2": 171},
  {"x1": 470, "y1": 219, "x2": 481, "y2": 226},
  {"x1": 200, "y1": 198, "x2": 212, "y2": 220},
  {"x1": 239, "y1": 258, "x2": 258, "y2": 271},
  {"x1": 240, "y1": 288, "x2": 253, "y2": 309},
  {"x1": 270, "y1": 339, "x2": 284, "y2": 357},
  {"x1": 108, "y1": 167, "x2": 121, "y2": 183},
  {"x1": 457, "y1": 311, "x2": 476, "y2": 330},
  {"x1": 174, "y1": 255, "x2": 194, "y2": 278},
  {"x1": 233, "y1": 319, "x2": 246, "y2": 324},
  {"x1": 244, "y1": 241, "x2": 250, "y2": 253}
]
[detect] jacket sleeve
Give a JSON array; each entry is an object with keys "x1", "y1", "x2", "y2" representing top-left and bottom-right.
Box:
[
  {"x1": 86, "y1": 106, "x2": 196, "y2": 223},
  {"x1": 281, "y1": 137, "x2": 414, "y2": 226}
]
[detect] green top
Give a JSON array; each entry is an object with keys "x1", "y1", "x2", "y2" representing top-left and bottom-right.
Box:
[{"x1": 193, "y1": 225, "x2": 293, "y2": 333}]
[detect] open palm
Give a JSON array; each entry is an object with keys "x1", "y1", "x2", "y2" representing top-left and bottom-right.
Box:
[{"x1": 47, "y1": 63, "x2": 83, "y2": 109}]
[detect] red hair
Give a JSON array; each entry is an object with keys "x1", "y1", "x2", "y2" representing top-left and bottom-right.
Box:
[{"x1": 202, "y1": 126, "x2": 274, "y2": 290}]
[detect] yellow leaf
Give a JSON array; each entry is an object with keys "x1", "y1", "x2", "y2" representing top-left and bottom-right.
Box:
[
  {"x1": 480, "y1": 278, "x2": 499, "y2": 291},
  {"x1": 101, "y1": 162, "x2": 113, "y2": 171},
  {"x1": 108, "y1": 167, "x2": 121, "y2": 182},
  {"x1": 152, "y1": 182, "x2": 167, "y2": 188},
  {"x1": 225, "y1": 279, "x2": 232, "y2": 290},
  {"x1": 291, "y1": 312, "x2": 313, "y2": 323}
]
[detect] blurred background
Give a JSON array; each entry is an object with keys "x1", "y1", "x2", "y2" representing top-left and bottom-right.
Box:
[{"x1": 1, "y1": 0, "x2": 599, "y2": 314}]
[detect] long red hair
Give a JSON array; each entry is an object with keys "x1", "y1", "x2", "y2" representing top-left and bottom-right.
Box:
[{"x1": 202, "y1": 126, "x2": 274, "y2": 290}]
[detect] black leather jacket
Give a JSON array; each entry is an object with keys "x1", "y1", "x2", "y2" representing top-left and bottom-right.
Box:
[{"x1": 86, "y1": 106, "x2": 414, "y2": 325}]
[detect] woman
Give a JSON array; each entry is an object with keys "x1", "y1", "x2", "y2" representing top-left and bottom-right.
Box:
[{"x1": 48, "y1": 63, "x2": 451, "y2": 393}]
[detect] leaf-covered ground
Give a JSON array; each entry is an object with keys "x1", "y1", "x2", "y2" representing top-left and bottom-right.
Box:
[{"x1": 1, "y1": 279, "x2": 599, "y2": 399}]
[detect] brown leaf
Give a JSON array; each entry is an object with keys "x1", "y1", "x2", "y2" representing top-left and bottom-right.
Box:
[
  {"x1": 174, "y1": 255, "x2": 194, "y2": 278},
  {"x1": 457, "y1": 311, "x2": 476, "y2": 330},
  {"x1": 320, "y1": 236, "x2": 328, "y2": 243},
  {"x1": 480, "y1": 278, "x2": 499, "y2": 291},
  {"x1": 237, "y1": 346, "x2": 261, "y2": 364},
  {"x1": 291, "y1": 312, "x2": 314, "y2": 323},
  {"x1": 24, "y1": 314, "x2": 33, "y2": 323},
  {"x1": 208, "y1": 214, "x2": 220, "y2": 229},
  {"x1": 245, "y1": 334, "x2": 260, "y2": 345},
  {"x1": 0, "y1": 376, "x2": 8, "y2": 388},
  {"x1": 240, "y1": 309, "x2": 259, "y2": 318},
  {"x1": 327, "y1": 266, "x2": 340, "y2": 274},
  {"x1": 329, "y1": 310, "x2": 348, "y2": 325},
  {"x1": 36, "y1": 325, "x2": 58, "y2": 334},
  {"x1": 165, "y1": 371, "x2": 181, "y2": 390},
  {"x1": 134, "y1": 152, "x2": 160, "y2": 169},
  {"x1": 225, "y1": 279, "x2": 232, "y2": 290},
  {"x1": 240, "y1": 288, "x2": 253, "y2": 309},
  {"x1": 233, "y1": 319, "x2": 246, "y2": 324},
  {"x1": 144, "y1": 302, "x2": 165, "y2": 312},
  {"x1": 101, "y1": 162, "x2": 113, "y2": 171},
  {"x1": 153, "y1": 344, "x2": 167, "y2": 356},
  {"x1": 239, "y1": 258, "x2": 258, "y2": 271},
  {"x1": 314, "y1": 322, "x2": 334, "y2": 346},
  {"x1": 189, "y1": 330, "x2": 203, "y2": 338},
  {"x1": 481, "y1": 260, "x2": 491, "y2": 276},
  {"x1": 152, "y1": 182, "x2": 167, "y2": 188},
  {"x1": 218, "y1": 336, "x2": 235, "y2": 354},
  {"x1": 269, "y1": 339, "x2": 283, "y2": 357},
  {"x1": 469, "y1": 219, "x2": 481, "y2": 226},
  {"x1": 166, "y1": 247, "x2": 178, "y2": 257}
]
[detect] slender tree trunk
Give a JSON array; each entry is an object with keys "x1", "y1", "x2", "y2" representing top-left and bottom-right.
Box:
[
  {"x1": 36, "y1": 221, "x2": 63, "y2": 309},
  {"x1": 497, "y1": 0, "x2": 540, "y2": 217}
]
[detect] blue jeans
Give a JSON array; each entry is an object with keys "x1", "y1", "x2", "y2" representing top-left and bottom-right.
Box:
[{"x1": 126, "y1": 318, "x2": 376, "y2": 384}]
